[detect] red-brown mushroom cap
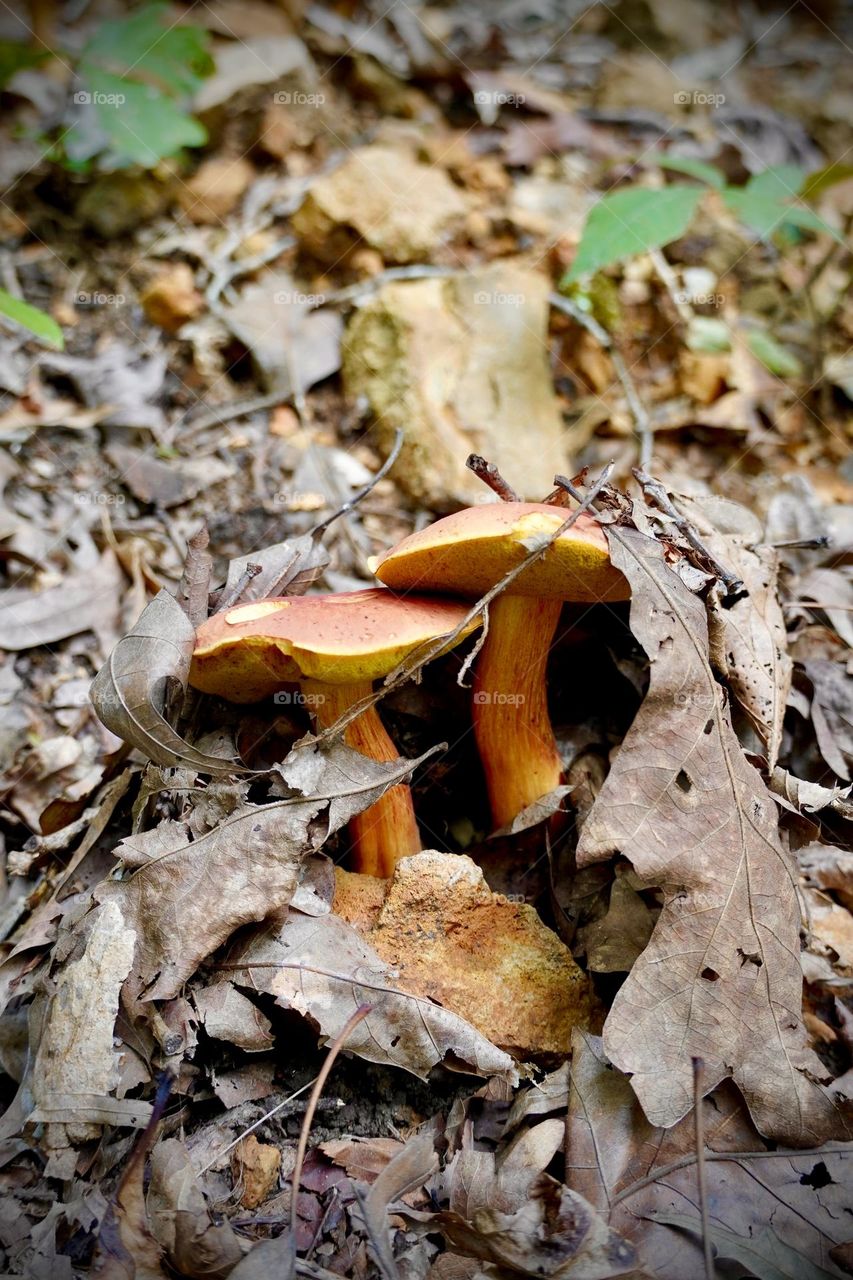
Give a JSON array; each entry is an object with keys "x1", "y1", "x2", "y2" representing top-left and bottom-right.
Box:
[
  {"x1": 189, "y1": 587, "x2": 479, "y2": 702},
  {"x1": 372, "y1": 503, "x2": 629, "y2": 602}
]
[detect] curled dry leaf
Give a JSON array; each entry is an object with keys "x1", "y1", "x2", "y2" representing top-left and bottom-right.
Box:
[
  {"x1": 671, "y1": 491, "x2": 791, "y2": 768},
  {"x1": 147, "y1": 1139, "x2": 243, "y2": 1280},
  {"x1": 578, "y1": 527, "x2": 850, "y2": 1145},
  {"x1": 421, "y1": 1172, "x2": 638, "y2": 1279},
  {"x1": 226, "y1": 906, "x2": 519, "y2": 1084},
  {"x1": 220, "y1": 530, "x2": 330, "y2": 604},
  {"x1": 90, "y1": 590, "x2": 238, "y2": 774},
  {"x1": 805, "y1": 660, "x2": 853, "y2": 783},
  {"x1": 359, "y1": 1134, "x2": 439, "y2": 1280}
]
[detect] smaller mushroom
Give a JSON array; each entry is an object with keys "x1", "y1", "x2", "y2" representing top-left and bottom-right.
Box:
[
  {"x1": 373, "y1": 503, "x2": 629, "y2": 829},
  {"x1": 189, "y1": 588, "x2": 479, "y2": 877}
]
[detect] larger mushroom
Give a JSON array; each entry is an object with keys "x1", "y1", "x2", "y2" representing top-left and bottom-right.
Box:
[
  {"x1": 373, "y1": 503, "x2": 629, "y2": 829},
  {"x1": 189, "y1": 588, "x2": 478, "y2": 877}
]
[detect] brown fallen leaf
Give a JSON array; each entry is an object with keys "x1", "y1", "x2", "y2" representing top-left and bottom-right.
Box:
[
  {"x1": 0, "y1": 549, "x2": 122, "y2": 653},
  {"x1": 665, "y1": 489, "x2": 791, "y2": 768},
  {"x1": 418, "y1": 1173, "x2": 638, "y2": 1279},
  {"x1": 99, "y1": 744, "x2": 439, "y2": 1010},
  {"x1": 565, "y1": 1031, "x2": 853, "y2": 1280},
  {"x1": 805, "y1": 660, "x2": 853, "y2": 782},
  {"x1": 105, "y1": 444, "x2": 232, "y2": 510},
  {"x1": 90, "y1": 590, "x2": 239, "y2": 774},
  {"x1": 192, "y1": 981, "x2": 274, "y2": 1052},
  {"x1": 358, "y1": 1134, "x2": 439, "y2": 1280},
  {"x1": 578, "y1": 526, "x2": 850, "y2": 1144},
  {"x1": 225, "y1": 905, "x2": 518, "y2": 1084},
  {"x1": 147, "y1": 1139, "x2": 243, "y2": 1279},
  {"x1": 92, "y1": 1077, "x2": 172, "y2": 1280}
]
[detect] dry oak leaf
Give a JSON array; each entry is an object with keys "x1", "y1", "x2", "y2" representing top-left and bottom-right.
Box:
[
  {"x1": 565, "y1": 1032, "x2": 852, "y2": 1280},
  {"x1": 98, "y1": 743, "x2": 428, "y2": 1010},
  {"x1": 96, "y1": 798, "x2": 317, "y2": 1010},
  {"x1": 668, "y1": 490, "x2": 791, "y2": 769},
  {"x1": 147, "y1": 1139, "x2": 243, "y2": 1280},
  {"x1": 578, "y1": 526, "x2": 850, "y2": 1145},
  {"x1": 225, "y1": 906, "x2": 519, "y2": 1083}
]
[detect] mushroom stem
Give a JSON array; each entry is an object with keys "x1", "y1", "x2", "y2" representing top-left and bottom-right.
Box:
[
  {"x1": 472, "y1": 595, "x2": 564, "y2": 829},
  {"x1": 303, "y1": 678, "x2": 421, "y2": 878}
]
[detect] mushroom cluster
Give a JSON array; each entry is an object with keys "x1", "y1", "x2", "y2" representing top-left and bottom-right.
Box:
[{"x1": 188, "y1": 493, "x2": 628, "y2": 879}]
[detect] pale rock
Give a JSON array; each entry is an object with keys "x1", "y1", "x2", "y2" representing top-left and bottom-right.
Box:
[{"x1": 344, "y1": 261, "x2": 566, "y2": 507}]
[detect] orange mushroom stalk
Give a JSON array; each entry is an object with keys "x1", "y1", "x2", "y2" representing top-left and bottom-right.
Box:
[
  {"x1": 373, "y1": 503, "x2": 629, "y2": 830},
  {"x1": 189, "y1": 588, "x2": 479, "y2": 877}
]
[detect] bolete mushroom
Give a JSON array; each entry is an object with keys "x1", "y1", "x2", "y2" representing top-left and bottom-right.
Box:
[
  {"x1": 372, "y1": 503, "x2": 629, "y2": 829},
  {"x1": 189, "y1": 588, "x2": 479, "y2": 877}
]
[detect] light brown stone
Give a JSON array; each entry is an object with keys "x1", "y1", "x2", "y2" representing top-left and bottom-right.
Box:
[
  {"x1": 178, "y1": 156, "x2": 255, "y2": 225},
  {"x1": 343, "y1": 261, "x2": 567, "y2": 507},
  {"x1": 141, "y1": 263, "x2": 203, "y2": 334},
  {"x1": 333, "y1": 853, "x2": 592, "y2": 1059},
  {"x1": 292, "y1": 144, "x2": 468, "y2": 265}
]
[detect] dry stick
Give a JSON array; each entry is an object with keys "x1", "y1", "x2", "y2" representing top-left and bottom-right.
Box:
[
  {"x1": 214, "y1": 561, "x2": 262, "y2": 613},
  {"x1": 549, "y1": 292, "x2": 655, "y2": 467},
  {"x1": 311, "y1": 427, "x2": 405, "y2": 537},
  {"x1": 290, "y1": 1005, "x2": 372, "y2": 1247},
  {"x1": 300, "y1": 462, "x2": 615, "y2": 749},
  {"x1": 632, "y1": 466, "x2": 746, "y2": 601},
  {"x1": 465, "y1": 453, "x2": 521, "y2": 502},
  {"x1": 693, "y1": 1058, "x2": 715, "y2": 1280}
]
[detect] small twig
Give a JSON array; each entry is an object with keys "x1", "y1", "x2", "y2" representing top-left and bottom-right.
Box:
[
  {"x1": 316, "y1": 264, "x2": 455, "y2": 308},
  {"x1": 549, "y1": 292, "x2": 654, "y2": 465},
  {"x1": 290, "y1": 1006, "x2": 372, "y2": 1248},
  {"x1": 465, "y1": 454, "x2": 521, "y2": 502},
  {"x1": 310, "y1": 429, "x2": 405, "y2": 536},
  {"x1": 766, "y1": 536, "x2": 830, "y2": 550},
  {"x1": 693, "y1": 1059, "x2": 715, "y2": 1280},
  {"x1": 783, "y1": 600, "x2": 853, "y2": 610},
  {"x1": 650, "y1": 246, "x2": 693, "y2": 324},
  {"x1": 214, "y1": 561, "x2": 262, "y2": 613},
  {"x1": 185, "y1": 389, "x2": 292, "y2": 437},
  {"x1": 632, "y1": 467, "x2": 746, "y2": 601}
]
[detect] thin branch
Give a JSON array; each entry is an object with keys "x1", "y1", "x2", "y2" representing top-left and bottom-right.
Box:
[
  {"x1": 465, "y1": 454, "x2": 521, "y2": 502},
  {"x1": 290, "y1": 1006, "x2": 372, "y2": 1247},
  {"x1": 632, "y1": 466, "x2": 746, "y2": 601},
  {"x1": 298, "y1": 463, "x2": 614, "y2": 749},
  {"x1": 693, "y1": 1059, "x2": 715, "y2": 1280}
]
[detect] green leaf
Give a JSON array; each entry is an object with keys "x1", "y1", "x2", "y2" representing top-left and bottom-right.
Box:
[
  {"x1": 0, "y1": 289, "x2": 64, "y2": 348},
  {"x1": 801, "y1": 162, "x2": 853, "y2": 200},
  {"x1": 723, "y1": 166, "x2": 842, "y2": 242},
  {"x1": 565, "y1": 185, "x2": 704, "y2": 282},
  {"x1": 746, "y1": 329, "x2": 803, "y2": 378},
  {"x1": 69, "y1": 69, "x2": 207, "y2": 168},
  {"x1": 82, "y1": 2, "x2": 213, "y2": 96},
  {"x1": 685, "y1": 315, "x2": 731, "y2": 353},
  {"x1": 0, "y1": 39, "x2": 50, "y2": 89},
  {"x1": 657, "y1": 155, "x2": 725, "y2": 189},
  {"x1": 65, "y1": 3, "x2": 211, "y2": 170},
  {"x1": 647, "y1": 1211, "x2": 840, "y2": 1280}
]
